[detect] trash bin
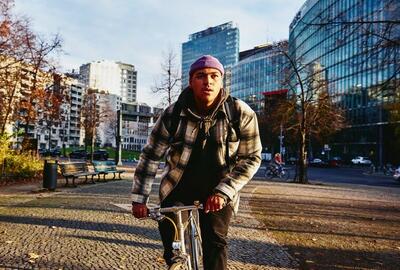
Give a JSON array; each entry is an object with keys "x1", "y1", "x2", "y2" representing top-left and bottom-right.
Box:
[{"x1": 43, "y1": 159, "x2": 58, "y2": 190}]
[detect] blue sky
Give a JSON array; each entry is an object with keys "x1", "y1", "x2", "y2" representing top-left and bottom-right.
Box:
[{"x1": 14, "y1": 0, "x2": 305, "y2": 106}]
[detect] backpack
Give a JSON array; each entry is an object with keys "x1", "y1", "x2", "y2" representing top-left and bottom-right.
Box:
[{"x1": 167, "y1": 95, "x2": 240, "y2": 168}]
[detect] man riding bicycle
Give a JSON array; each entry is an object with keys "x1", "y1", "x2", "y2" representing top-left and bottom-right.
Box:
[
  {"x1": 131, "y1": 55, "x2": 261, "y2": 270},
  {"x1": 269, "y1": 153, "x2": 283, "y2": 176}
]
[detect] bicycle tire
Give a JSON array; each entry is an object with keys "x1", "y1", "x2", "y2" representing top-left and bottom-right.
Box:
[
  {"x1": 281, "y1": 168, "x2": 290, "y2": 180},
  {"x1": 188, "y1": 212, "x2": 203, "y2": 270},
  {"x1": 168, "y1": 262, "x2": 185, "y2": 270},
  {"x1": 264, "y1": 168, "x2": 273, "y2": 178}
]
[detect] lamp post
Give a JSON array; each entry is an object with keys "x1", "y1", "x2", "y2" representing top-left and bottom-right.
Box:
[
  {"x1": 115, "y1": 110, "x2": 122, "y2": 166},
  {"x1": 279, "y1": 124, "x2": 284, "y2": 156}
]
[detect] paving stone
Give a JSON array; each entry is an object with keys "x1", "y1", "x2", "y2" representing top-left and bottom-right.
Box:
[{"x1": 0, "y1": 179, "x2": 298, "y2": 269}]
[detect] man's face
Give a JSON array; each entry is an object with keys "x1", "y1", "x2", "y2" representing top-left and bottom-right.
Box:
[{"x1": 189, "y1": 68, "x2": 223, "y2": 108}]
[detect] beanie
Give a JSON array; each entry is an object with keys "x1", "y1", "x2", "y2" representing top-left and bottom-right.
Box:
[{"x1": 189, "y1": 55, "x2": 224, "y2": 77}]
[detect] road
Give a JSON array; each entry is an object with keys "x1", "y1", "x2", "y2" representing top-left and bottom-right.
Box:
[
  {"x1": 65, "y1": 158, "x2": 399, "y2": 188},
  {"x1": 255, "y1": 164, "x2": 400, "y2": 188}
]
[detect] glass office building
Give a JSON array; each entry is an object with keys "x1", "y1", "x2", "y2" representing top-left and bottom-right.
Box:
[
  {"x1": 181, "y1": 22, "x2": 239, "y2": 88},
  {"x1": 289, "y1": 0, "x2": 400, "y2": 164},
  {"x1": 230, "y1": 41, "x2": 288, "y2": 114}
]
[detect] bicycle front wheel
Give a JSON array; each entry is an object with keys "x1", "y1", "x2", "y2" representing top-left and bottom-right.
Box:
[
  {"x1": 169, "y1": 262, "x2": 185, "y2": 270},
  {"x1": 188, "y1": 212, "x2": 203, "y2": 270},
  {"x1": 264, "y1": 168, "x2": 272, "y2": 178},
  {"x1": 281, "y1": 169, "x2": 290, "y2": 180}
]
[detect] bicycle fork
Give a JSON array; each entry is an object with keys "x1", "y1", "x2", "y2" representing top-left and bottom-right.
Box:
[{"x1": 172, "y1": 210, "x2": 193, "y2": 270}]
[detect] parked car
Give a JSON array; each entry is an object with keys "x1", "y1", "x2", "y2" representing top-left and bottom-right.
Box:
[
  {"x1": 287, "y1": 157, "x2": 298, "y2": 165},
  {"x1": 50, "y1": 148, "x2": 61, "y2": 157},
  {"x1": 310, "y1": 158, "x2": 328, "y2": 167},
  {"x1": 38, "y1": 148, "x2": 61, "y2": 157},
  {"x1": 88, "y1": 150, "x2": 109, "y2": 160},
  {"x1": 69, "y1": 149, "x2": 88, "y2": 159},
  {"x1": 394, "y1": 166, "x2": 400, "y2": 182},
  {"x1": 351, "y1": 156, "x2": 372, "y2": 165}
]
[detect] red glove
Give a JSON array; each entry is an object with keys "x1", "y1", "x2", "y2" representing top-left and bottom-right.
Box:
[{"x1": 131, "y1": 202, "x2": 148, "y2": 218}]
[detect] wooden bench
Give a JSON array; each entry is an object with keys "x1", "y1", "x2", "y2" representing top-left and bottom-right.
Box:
[
  {"x1": 92, "y1": 160, "x2": 125, "y2": 180},
  {"x1": 59, "y1": 162, "x2": 99, "y2": 187}
]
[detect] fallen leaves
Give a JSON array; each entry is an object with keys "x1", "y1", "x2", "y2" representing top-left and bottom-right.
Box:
[
  {"x1": 27, "y1": 252, "x2": 40, "y2": 263},
  {"x1": 156, "y1": 257, "x2": 165, "y2": 263}
]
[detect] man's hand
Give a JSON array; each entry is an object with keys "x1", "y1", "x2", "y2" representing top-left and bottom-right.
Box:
[
  {"x1": 204, "y1": 194, "x2": 226, "y2": 213},
  {"x1": 131, "y1": 202, "x2": 148, "y2": 218}
]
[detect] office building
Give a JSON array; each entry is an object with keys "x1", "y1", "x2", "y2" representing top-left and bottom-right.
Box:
[
  {"x1": 181, "y1": 22, "x2": 239, "y2": 88},
  {"x1": 289, "y1": 0, "x2": 400, "y2": 164},
  {"x1": 230, "y1": 41, "x2": 289, "y2": 113}
]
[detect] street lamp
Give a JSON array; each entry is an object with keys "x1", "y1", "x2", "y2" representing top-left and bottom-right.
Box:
[{"x1": 278, "y1": 124, "x2": 284, "y2": 157}]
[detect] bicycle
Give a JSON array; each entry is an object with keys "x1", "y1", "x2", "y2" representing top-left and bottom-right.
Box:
[
  {"x1": 383, "y1": 164, "x2": 395, "y2": 176},
  {"x1": 145, "y1": 202, "x2": 204, "y2": 270},
  {"x1": 264, "y1": 165, "x2": 290, "y2": 180}
]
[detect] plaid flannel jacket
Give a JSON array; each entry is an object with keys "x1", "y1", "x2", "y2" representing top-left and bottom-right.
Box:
[{"x1": 131, "y1": 96, "x2": 261, "y2": 212}]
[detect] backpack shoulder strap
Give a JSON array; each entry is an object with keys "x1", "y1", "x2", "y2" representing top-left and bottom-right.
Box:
[
  {"x1": 224, "y1": 95, "x2": 240, "y2": 169},
  {"x1": 224, "y1": 95, "x2": 240, "y2": 137},
  {"x1": 167, "y1": 102, "x2": 182, "y2": 143}
]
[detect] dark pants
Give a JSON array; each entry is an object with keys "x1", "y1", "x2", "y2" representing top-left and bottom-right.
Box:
[{"x1": 158, "y1": 199, "x2": 232, "y2": 270}]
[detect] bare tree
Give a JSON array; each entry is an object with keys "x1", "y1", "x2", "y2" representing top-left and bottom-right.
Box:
[
  {"x1": 270, "y1": 45, "x2": 345, "y2": 184},
  {"x1": 38, "y1": 73, "x2": 69, "y2": 150},
  {"x1": 0, "y1": 0, "x2": 62, "y2": 149},
  {"x1": 81, "y1": 90, "x2": 98, "y2": 161},
  {"x1": 80, "y1": 89, "x2": 113, "y2": 161},
  {"x1": 101, "y1": 102, "x2": 117, "y2": 147},
  {"x1": 152, "y1": 48, "x2": 181, "y2": 107},
  {"x1": 18, "y1": 32, "x2": 62, "y2": 149},
  {"x1": 0, "y1": 0, "x2": 34, "y2": 135}
]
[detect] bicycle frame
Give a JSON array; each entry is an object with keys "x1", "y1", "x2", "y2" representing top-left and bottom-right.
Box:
[
  {"x1": 265, "y1": 165, "x2": 290, "y2": 180},
  {"x1": 148, "y1": 202, "x2": 203, "y2": 270}
]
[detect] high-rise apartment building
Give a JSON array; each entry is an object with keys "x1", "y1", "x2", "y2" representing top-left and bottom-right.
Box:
[
  {"x1": 35, "y1": 74, "x2": 86, "y2": 150},
  {"x1": 289, "y1": 0, "x2": 400, "y2": 164},
  {"x1": 79, "y1": 60, "x2": 137, "y2": 102},
  {"x1": 230, "y1": 41, "x2": 289, "y2": 114},
  {"x1": 56, "y1": 75, "x2": 85, "y2": 149},
  {"x1": 181, "y1": 22, "x2": 239, "y2": 88}
]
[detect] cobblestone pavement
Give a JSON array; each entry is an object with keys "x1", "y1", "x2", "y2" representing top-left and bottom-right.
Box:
[{"x1": 0, "y1": 172, "x2": 298, "y2": 270}]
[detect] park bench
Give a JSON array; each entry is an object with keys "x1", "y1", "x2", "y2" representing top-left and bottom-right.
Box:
[
  {"x1": 92, "y1": 160, "x2": 125, "y2": 180},
  {"x1": 59, "y1": 162, "x2": 99, "y2": 187}
]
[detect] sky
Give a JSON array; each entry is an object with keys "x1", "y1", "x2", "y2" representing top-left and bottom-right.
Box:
[{"x1": 14, "y1": 0, "x2": 305, "y2": 107}]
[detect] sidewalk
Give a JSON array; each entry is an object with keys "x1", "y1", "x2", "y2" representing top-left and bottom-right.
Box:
[{"x1": 0, "y1": 175, "x2": 298, "y2": 269}]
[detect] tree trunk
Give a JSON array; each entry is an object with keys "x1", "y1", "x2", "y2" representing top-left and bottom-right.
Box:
[
  {"x1": 90, "y1": 132, "x2": 94, "y2": 162},
  {"x1": 298, "y1": 130, "x2": 308, "y2": 184},
  {"x1": 298, "y1": 87, "x2": 308, "y2": 184}
]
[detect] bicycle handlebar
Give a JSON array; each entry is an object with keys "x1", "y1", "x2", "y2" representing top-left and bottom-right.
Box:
[
  {"x1": 140, "y1": 202, "x2": 203, "y2": 221},
  {"x1": 151, "y1": 204, "x2": 203, "y2": 214}
]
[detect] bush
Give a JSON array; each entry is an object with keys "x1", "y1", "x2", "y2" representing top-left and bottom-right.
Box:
[{"x1": 0, "y1": 134, "x2": 43, "y2": 181}]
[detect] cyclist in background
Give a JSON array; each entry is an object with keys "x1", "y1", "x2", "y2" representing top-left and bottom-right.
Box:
[
  {"x1": 270, "y1": 153, "x2": 283, "y2": 175},
  {"x1": 131, "y1": 55, "x2": 262, "y2": 270}
]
